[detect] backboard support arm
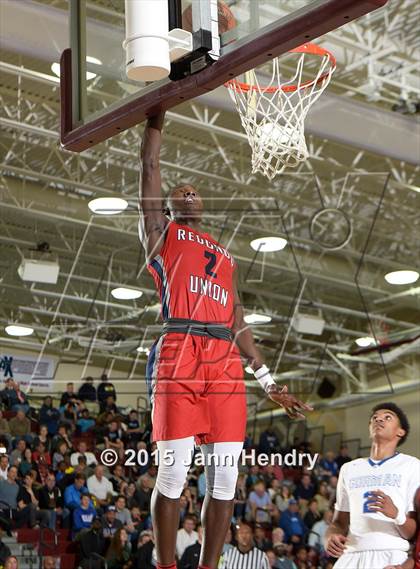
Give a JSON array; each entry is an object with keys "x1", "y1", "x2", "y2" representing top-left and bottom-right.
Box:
[
  {"x1": 168, "y1": 0, "x2": 183, "y2": 30},
  {"x1": 69, "y1": 0, "x2": 87, "y2": 125}
]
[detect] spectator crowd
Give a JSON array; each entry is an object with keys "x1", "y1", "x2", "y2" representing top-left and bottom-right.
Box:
[{"x1": 0, "y1": 377, "x2": 354, "y2": 569}]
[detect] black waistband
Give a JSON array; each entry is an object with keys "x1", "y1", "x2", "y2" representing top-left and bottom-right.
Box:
[{"x1": 162, "y1": 318, "x2": 233, "y2": 342}]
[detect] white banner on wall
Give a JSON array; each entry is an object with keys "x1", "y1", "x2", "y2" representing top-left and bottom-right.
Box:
[{"x1": 0, "y1": 353, "x2": 56, "y2": 389}]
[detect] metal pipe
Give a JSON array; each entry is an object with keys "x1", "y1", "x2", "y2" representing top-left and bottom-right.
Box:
[
  {"x1": 60, "y1": 272, "x2": 155, "y2": 296},
  {"x1": 0, "y1": 335, "x2": 140, "y2": 363},
  {"x1": 1, "y1": 283, "x2": 138, "y2": 311},
  {"x1": 241, "y1": 283, "x2": 415, "y2": 330},
  {"x1": 0, "y1": 232, "x2": 145, "y2": 275},
  {"x1": 30, "y1": 287, "x2": 139, "y2": 311},
  {"x1": 373, "y1": 286, "x2": 420, "y2": 305},
  {"x1": 0, "y1": 162, "x2": 113, "y2": 197},
  {"x1": 19, "y1": 306, "x2": 88, "y2": 322}
]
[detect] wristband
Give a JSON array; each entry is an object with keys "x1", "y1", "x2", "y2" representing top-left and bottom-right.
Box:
[
  {"x1": 394, "y1": 510, "x2": 406, "y2": 526},
  {"x1": 254, "y1": 365, "x2": 276, "y2": 393}
]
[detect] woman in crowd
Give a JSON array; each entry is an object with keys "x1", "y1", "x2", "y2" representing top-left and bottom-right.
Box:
[
  {"x1": 106, "y1": 528, "x2": 132, "y2": 569},
  {"x1": 124, "y1": 482, "x2": 139, "y2": 510},
  {"x1": 18, "y1": 447, "x2": 33, "y2": 477},
  {"x1": 313, "y1": 480, "x2": 330, "y2": 514},
  {"x1": 275, "y1": 484, "x2": 293, "y2": 512},
  {"x1": 178, "y1": 491, "x2": 195, "y2": 524},
  {"x1": 303, "y1": 498, "x2": 322, "y2": 529},
  {"x1": 110, "y1": 464, "x2": 128, "y2": 494},
  {"x1": 32, "y1": 424, "x2": 51, "y2": 453},
  {"x1": 3, "y1": 556, "x2": 19, "y2": 569},
  {"x1": 52, "y1": 441, "x2": 68, "y2": 471}
]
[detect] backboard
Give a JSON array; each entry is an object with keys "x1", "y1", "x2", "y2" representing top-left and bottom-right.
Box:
[{"x1": 61, "y1": 0, "x2": 389, "y2": 152}]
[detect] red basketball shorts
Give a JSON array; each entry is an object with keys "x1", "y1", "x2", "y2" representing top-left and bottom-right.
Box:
[{"x1": 146, "y1": 332, "x2": 247, "y2": 444}]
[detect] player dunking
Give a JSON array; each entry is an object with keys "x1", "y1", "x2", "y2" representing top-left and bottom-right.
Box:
[
  {"x1": 138, "y1": 111, "x2": 313, "y2": 569},
  {"x1": 325, "y1": 402, "x2": 420, "y2": 569}
]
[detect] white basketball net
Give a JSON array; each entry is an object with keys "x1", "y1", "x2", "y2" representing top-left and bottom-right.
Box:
[{"x1": 226, "y1": 46, "x2": 336, "y2": 180}]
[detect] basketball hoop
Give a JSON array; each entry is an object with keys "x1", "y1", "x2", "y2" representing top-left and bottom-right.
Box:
[{"x1": 225, "y1": 44, "x2": 336, "y2": 179}]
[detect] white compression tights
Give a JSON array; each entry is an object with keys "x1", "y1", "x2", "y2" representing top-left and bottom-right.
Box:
[{"x1": 155, "y1": 437, "x2": 243, "y2": 500}]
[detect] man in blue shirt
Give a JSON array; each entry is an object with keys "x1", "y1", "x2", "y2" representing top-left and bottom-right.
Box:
[
  {"x1": 77, "y1": 409, "x2": 95, "y2": 434},
  {"x1": 279, "y1": 499, "x2": 307, "y2": 544},
  {"x1": 0, "y1": 466, "x2": 20, "y2": 510},
  {"x1": 319, "y1": 451, "x2": 339, "y2": 479},
  {"x1": 308, "y1": 509, "x2": 333, "y2": 552},
  {"x1": 73, "y1": 494, "x2": 97, "y2": 535},
  {"x1": 64, "y1": 473, "x2": 88, "y2": 511},
  {"x1": 246, "y1": 480, "x2": 276, "y2": 525}
]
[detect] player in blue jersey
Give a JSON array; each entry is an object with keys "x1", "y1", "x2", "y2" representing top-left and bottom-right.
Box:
[{"x1": 325, "y1": 402, "x2": 419, "y2": 568}]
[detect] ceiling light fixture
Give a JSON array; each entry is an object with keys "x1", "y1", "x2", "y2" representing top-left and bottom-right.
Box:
[
  {"x1": 51, "y1": 55, "x2": 102, "y2": 81},
  {"x1": 137, "y1": 346, "x2": 150, "y2": 355},
  {"x1": 86, "y1": 56, "x2": 102, "y2": 66},
  {"x1": 355, "y1": 336, "x2": 375, "y2": 347},
  {"x1": 250, "y1": 237, "x2": 287, "y2": 252},
  {"x1": 384, "y1": 270, "x2": 419, "y2": 285},
  {"x1": 244, "y1": 313, "x2": 272, "y2": 324},
  {"x1": 5, "y1": 325, "x2": 34, "y2": 337},
  {"x1": 88, "y1": 197, "x2": 128, "y2": 215},
  {"x1": 111, "y1": 287, "x2": 143, "y2": 300}
]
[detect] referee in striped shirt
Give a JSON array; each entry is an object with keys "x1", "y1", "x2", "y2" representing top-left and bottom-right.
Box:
[{"x1": 220, "y1": 523, "x2": 270, "y2": 569}]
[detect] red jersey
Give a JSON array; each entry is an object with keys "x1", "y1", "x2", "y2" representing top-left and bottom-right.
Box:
[{"x1": 147, "y1": 221, "x2": 237, "y2": 327}]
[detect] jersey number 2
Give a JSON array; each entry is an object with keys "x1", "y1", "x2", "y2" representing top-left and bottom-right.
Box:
[
  {"x1": 204, "y1": 251, "x2": 217, "y2": 278},
  {"x1": 362, "y1": 491, "x2": 374, "y2": 513}
]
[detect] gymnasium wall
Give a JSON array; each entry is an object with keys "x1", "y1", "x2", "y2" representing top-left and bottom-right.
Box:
[{"x1": 0, "y1": 345, "x2": 149, "y2": 409}]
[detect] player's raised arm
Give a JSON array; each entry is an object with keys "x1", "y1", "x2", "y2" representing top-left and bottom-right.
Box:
[
  {"x1": 231, "y1": 265, "x2": 313, "y2": 419},
  {"x1": 138, "y1": 111, "x2": 169, "y2": 262}
]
